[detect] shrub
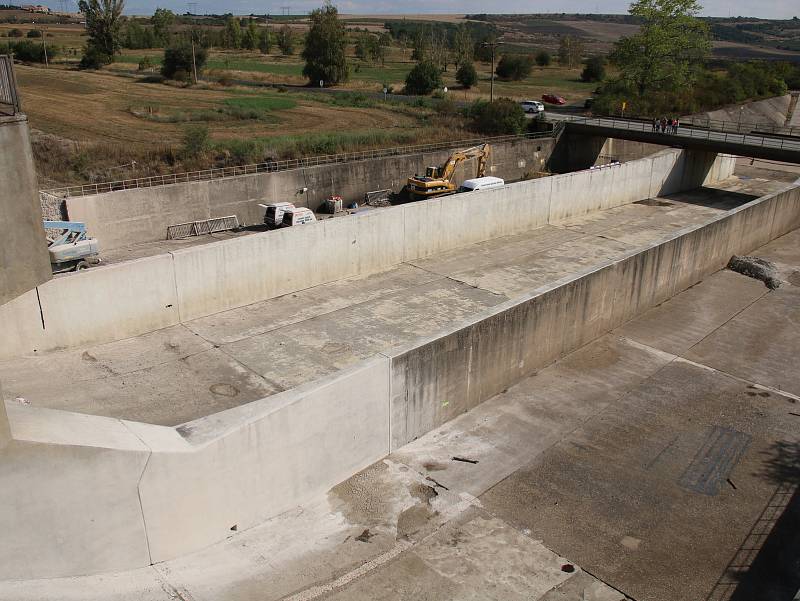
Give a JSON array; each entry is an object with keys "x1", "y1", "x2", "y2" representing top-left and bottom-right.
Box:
[
  {"x1": 495, "y1": 53, "x2": 533, "y2": 81},
  {"x1": 455, "y1": 61, "x2": 478, "y2": 89},
  {"x1": 535, "y1": 50, "x2": 551, "y2": 67},
  {"x1": 161, "y1": 41, "x2": 207, "y2": 81},
  {"x1": 404, "y1": 60, "x2": 442, "y2": 95},
  {"x1": 79, "y1": 44, "x2": 111, "y2": 69},
  {"x1": 8, "y1": 39, "x2": 58, "y2": 63},
  {"x1": 468, "y1": 98, "x2": 526, "y2": 135},
  {"x1": 8, "y1": 28, "x2": 23, "y2": 37},
  {"x1": 26, "y1": 29, "x2": 41, "y2": 38},
  {"x1": 581, "y1": 56, "x2": 606, "y2": 82},
  {"x1": 182, "y1": 124, "x2": 210, "y2": 158}
]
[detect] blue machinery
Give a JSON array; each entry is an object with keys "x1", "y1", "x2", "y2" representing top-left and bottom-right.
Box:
[{"x1": 43, "y1": 221, "x2": 100, "y2": 273}]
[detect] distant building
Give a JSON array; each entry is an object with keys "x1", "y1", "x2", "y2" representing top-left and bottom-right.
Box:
[{"x1": 21, "y1": 4, "x2": 51, "y2": 13}]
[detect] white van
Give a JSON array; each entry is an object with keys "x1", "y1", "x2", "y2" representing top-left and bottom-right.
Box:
[
  {"x1": 458, "y1": 176, "x2": 505, "y2": 193},
  {"x1": 281, "y1": 207, "x2": 317, "y2": 227},
  {"x1": 520, "y1": 100, "x2": 545, "y2": 115},
  {"x1": 261, "y1": 202, "x2": 295, "y2": 228}
]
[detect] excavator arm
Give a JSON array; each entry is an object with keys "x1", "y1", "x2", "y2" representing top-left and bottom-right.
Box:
[{"x1": 440, "y1": 143, "x2": 491, "y2": 182}]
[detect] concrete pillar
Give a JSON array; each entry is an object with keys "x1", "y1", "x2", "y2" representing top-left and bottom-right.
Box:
[{"x1": 0, "y1": 114, "x2": 52, "y2": 305}]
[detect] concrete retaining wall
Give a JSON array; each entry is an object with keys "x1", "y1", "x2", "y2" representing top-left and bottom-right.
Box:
[
  {"x1": 0, "y1": 177, "x2": 794, "y2": 581},
  {"x1": 66, "y1": 138, "x2": 555, "y2": 251},
  {"x1": 0, "y1": 115, "x2": 52, "y2": 306},
  {"x1": 0, "y1": 149, "x2": 735, "y2": 359}
]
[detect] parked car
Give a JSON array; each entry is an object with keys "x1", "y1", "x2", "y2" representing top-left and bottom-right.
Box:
[
  {"x1": 281, "y1": 207, "x2": 317, "y2": 227},
  {"x1": 457, "y1": 176, "x2": 505, "y2": 193},
  {"x1": 542, "y1": 94, "x2": 566, "y2": 105},
  {"x1": 520, "y1": 100, "x2": 545, "y2": 115}
]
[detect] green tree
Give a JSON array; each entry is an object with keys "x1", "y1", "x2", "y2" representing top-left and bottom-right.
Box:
[
  {"x1": 182, "y1": 124, "x2": 210, "y2": 158},
  {"x1": 151, "y1": 7, "x2": 174, "y2": 45},
  {"x1": 77, "y1": 0, "x2": 126, "y2": 67},
  {"x1": 354, "y1": 32, "x2": 369, "y2": 60},
  {"x1": 453, "y1": 23, "x2": 473, "y2": 66},
  {"x1": 302, "y1": 2, "x2": 348, "y2": 85},
  {"x1": 612, "y1": 0, "x2": 710, "y2": 96},
  {"x1": 368, "y1": 34, "x2": 388, "y2": 66},
  {"x1": 404, "y1": 60, "x2": 442, "y2": 95},
  {"x1": 258, "y1": 27, "x2": 272, "y2": 54},
  {"x1": 535, "y1": 50, "x2": 551, "y2": 66},
  {"x1": 456, "y1": 61, "x2": 478, "y2": 88},
  {"x1": 581, "y1": 55, "x2": 606, "y2": 82},
  {"x1": 223, "y1": 15, "x2": 242, "y2": 49},
  {"x1": 242, "y1": 19, "x2": 258, "y2": 50},
  {"x1": 277, "y1": 24, "x2": 294, "y2": 55},
  {"x1": 495, "y1": 54, "x2": 533, "y2": 81},
  {"x1": 161, "y1": 40, "x2": 207, "y2": 81},
  {"x1": 469, "y1": 98, "x2": 526, "y2": 135},
  {"x1": 558, "y1": 35, "x2": 583, "y2": 68}
]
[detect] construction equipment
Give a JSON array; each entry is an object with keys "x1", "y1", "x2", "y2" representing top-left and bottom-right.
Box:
[
  {"x1": 405, "y1": 144, "x2": 492, "y2": 200},
  {"x1": 44, "y1": 221, "x2": 100, "y2": 273}
]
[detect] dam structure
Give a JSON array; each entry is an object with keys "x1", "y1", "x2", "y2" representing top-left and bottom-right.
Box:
[{"x1": 1, "y1": 98, "x2": 800, "y2": 601}]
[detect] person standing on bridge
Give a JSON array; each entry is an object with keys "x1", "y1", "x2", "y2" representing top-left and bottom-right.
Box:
[
  {"x1": 673, "y1": 118, "x2": 680, "y2": 134},
  {"x1": 661, "y1": 117, "x2": 667, "y2": 133},
  {"x1": 652, "y1": 118, "x2": 659, "y2": 132}
]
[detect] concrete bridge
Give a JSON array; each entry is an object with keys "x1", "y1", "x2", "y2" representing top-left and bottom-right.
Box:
[{"x1": 556, "y1": 115, "x2": 800, "y2": 163}]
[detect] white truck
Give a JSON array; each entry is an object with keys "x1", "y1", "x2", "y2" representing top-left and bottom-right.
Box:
[
  {"x1": 260, "y1": 202, "x2": 295, "y2": 229},
  {"x1": 457, "y1": 176, "x2": 505, "y2": 193},
  {"x1": 281, "y1": 207, "x2": 317, "y2": 227}
]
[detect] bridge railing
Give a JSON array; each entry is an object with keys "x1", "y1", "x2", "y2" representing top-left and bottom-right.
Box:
[
  {"x1": 562, "y1": 115, "x2": 800, "y2": 153},
  {"x1": 0, "y1": 55, "x2": 21, "y2": 116},
  {"x1": 560, "y1": 113, "x2": 797, "y2": 138},
  {"x1": 41, "y1": 131, "x2": 554, "y2": 199}
]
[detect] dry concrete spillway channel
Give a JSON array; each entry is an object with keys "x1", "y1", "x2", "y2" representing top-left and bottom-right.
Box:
[
  {"x1": 1, "y1": 175, "x2": 780, "y2": 425},
  {"x1": 2, "y1": 148, "x2": 800, "y2": 600}
]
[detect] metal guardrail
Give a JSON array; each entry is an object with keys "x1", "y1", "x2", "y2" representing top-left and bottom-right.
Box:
[
  {"x1": 166, "y1": 215, "x2": 240, "y2": 239},
  {"x1": 41, "y1": 131, "x2": 555, "y2": 200},
  {"x1": 559, "y1": 115, "x2": 800, "y2": 154},
  {"x1": 0, "y1": 55, "x2": 21, "y2": 116}
]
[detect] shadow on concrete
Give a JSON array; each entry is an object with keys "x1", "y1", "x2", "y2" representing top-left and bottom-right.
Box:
[
  {"x1": 705, "y1": 440, "x2": 800, "y2": 601},
  {"x1": 667, "y1": 187, "x2": 760, "y2": 211}
]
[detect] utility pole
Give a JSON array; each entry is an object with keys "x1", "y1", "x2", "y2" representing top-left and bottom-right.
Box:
[
  {"x1": 482, "y1": 40, "x2": 503, "y2": 103},
  {"x1": 41, "y1": 27, "x2": 48, "y2": 67},
  {"x1": 191, "y1": 36, "x2": 198, "y2": 84}
]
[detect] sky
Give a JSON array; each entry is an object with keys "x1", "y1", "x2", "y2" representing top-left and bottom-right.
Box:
[{"x1": 45, "y1": 0, "x2": 800, "y2": 20}]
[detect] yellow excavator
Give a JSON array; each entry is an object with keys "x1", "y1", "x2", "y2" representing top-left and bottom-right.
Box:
[{"x1": 405, "y1": 143, "x2": 492, "y2": 200}]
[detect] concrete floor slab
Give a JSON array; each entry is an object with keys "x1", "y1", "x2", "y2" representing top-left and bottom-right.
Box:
[
  {"x1": 223, "y1": 277, "x2": 506, "y2": 391},
  {"x1": 684, "y1": 284, "x2": 800, "y2": 398},
  {"x1": 617, "y1": 270, "x2": 768, "y2": 356}
]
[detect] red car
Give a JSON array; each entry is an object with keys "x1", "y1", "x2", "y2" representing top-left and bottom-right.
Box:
[{"x1": 542, "y1": 94, "x2": 566, "y2": 105}]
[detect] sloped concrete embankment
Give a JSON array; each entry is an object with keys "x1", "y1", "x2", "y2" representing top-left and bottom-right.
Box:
[
  {"x1": 0, "y1": 149, "x2": 734, "y2": 360},
  {"x1": 3, "y1": 155, "x2": 793, "y2": 582}
]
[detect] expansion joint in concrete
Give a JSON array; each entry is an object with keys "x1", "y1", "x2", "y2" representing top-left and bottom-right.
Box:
[{"x1": 120, "y1": 420, "x2": 155, "y2": 567}]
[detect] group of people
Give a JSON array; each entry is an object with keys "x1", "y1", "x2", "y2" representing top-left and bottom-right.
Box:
[{"x1": 653, "y1": 117, "x2": 679, "y2": 134}]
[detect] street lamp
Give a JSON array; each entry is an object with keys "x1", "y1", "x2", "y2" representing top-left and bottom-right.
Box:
[{"x1": 481, "y1": 40, "x2": 504, "y2": 103}]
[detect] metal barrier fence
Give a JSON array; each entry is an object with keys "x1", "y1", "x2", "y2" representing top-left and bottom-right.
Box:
[
  {"x1": 40, "y1": 131, "x2": 556, "y2": 200},
  {"x1": 0, "y1": 55, "x2": 21, "y2": 116}
]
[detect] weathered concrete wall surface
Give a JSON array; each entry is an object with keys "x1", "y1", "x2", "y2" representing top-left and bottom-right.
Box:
[
  {"x1": 389, "y1": 181, "x2": 800, "y2": 448},
  {"x1": 687, "y1": 94, "x2": 792, "y2": 128},
  {"x1": 0, "y1": 149, "x2": 735, "y2": 358},
  {"x1": 0, "y1": 178, "x2": 793, "y2": 581},
  {"x1": 66, "y1": 138, "x2": 555, "y2": 251},
  {"x1": 0, "y1": 115, "x2": 51, "y2": 305},
  {"x1": 548, "y1": 132, "x2": 666, "y2": 173},
  {"x1": 0, "y1": 358, "x2": 390, "y2": 579}
]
